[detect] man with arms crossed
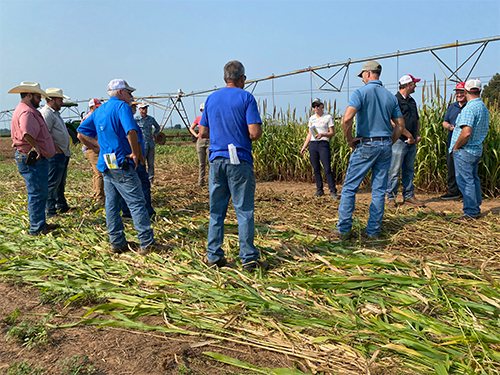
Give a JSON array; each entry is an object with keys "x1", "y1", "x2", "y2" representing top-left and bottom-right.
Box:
[
  {"x1": 450, "y1": 79, "x2": 489, "y2": 220},
  {"x1": 334, "y1": 61, "x2": 404, "y2": 239},
  {"x1": 441, "y1": 82, "x2": 466, "y2": 200},
  {"x1": 77, "y1": 79, "x2": 166, "y2": 254},
  {"x1": 9, "y1": 81, "x2": 57, "y2": 235},
  {"x1": 199, "y1": 60, "x2": 267, "y2": 271},
  {"x1": 40, "y1": 88, "x2": 72, "y2": 217}
]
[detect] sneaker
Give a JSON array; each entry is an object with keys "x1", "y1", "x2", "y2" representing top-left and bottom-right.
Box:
[
  {"x1": 111, "y1": 241, "x2": 138, "y2": 254},
  {"x1": 386, "y1": 199, "x2": 397, "y2": 208},
  {"x1": 440, "y1": 193, "x2": 461, "y2": 200},
  {"x1": 138, "y1": 243, "x2": 171, "y2": 255},
  {"x1": 313, "y1": 190, "x2": 324, "y2": 197},
  {"x1": 403, "y1": 196, "x2": 425, "y2": 207},
  {"x1": 330, "y1": 192, "x2": 340, "y2": 200},
  {"x1": 243, "y1": 260, "x2": 269, "y2": 271},
  {"x1": 207, "y1": 256, "x2": 228, "y2": 268},
  {"x1": 330, "y1": 228, "x2": 351, "y2": 241}
]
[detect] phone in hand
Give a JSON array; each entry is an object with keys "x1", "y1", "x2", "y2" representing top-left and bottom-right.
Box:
[{"x1": 26, "y1": 150, "x2": 38, "y2": 166}]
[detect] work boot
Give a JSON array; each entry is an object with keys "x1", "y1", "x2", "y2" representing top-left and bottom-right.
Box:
[
  {"x1": 386, "y1": 199, "x2": 397, "y2": 208},
  {"x1": 440, "y1": 192, "x2": 461, "y2": 200},
  {"x1": 313, "y1": 190, "x2": 324, "y2": 197},
  {"x1": 243, "y1": 260, "x2": 270, "y2": 271},
  {"x1": 403, "y1": 196, "x2": 425, "y2": 207},
  {"x1": 206, "y1": 256, "x2": 228, "y2": 268},
  {"x1": 139, "y1": 243, "x2": 171, "y2": 255},
  {"x1": 330, "y1": 192, "x2": 340, "y2": 200}
]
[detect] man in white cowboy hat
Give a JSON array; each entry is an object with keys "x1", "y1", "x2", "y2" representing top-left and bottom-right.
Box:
[
  {"x1": 77, "y1": 79, "x2": 167, "y2": 255},
  {"x1": 40, "y1": 88, "x2": 72, "y2": 218},
  {"x1": 8, "y1": 81, "x2": 57, "y2": 235},
  {"x1": 136, "y1": 102, "x2": 161, "y2": 184}
]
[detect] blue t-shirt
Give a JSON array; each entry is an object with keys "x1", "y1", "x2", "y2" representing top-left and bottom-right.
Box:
[
  {"x1": 200, "y1": 87, "x2": 261, "y2": 164},
  {"x1": 347, "y1": 80, "x2": 402, "y2": 138},
  {"x1": 77, "y1": 96, "x2": 144, "y2": 172},
  {"x1": 443, "y1": 101, "x2": 464, "y2": 146}
]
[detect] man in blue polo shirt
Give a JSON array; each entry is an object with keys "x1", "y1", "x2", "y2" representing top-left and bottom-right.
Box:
[
  {"x1": 198, "y1": 60, "x2": 266, "y2": 271},
  {"x1": 77, "y1": 79, "x2": 166, "y2": 255},
  {"x1": 450, "y1": 79, "x2": 490, "y2": 220},
  {"x1": 334, "y1": 60, "x2": 405, "y2": 239},
  {"x1": 441, "y1": 82, "x2": 466, "y2": 200}
]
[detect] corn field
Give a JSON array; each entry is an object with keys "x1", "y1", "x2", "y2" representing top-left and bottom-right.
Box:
[{"x1": 254, "y1": 84, "x2": 500, "y2": 196}]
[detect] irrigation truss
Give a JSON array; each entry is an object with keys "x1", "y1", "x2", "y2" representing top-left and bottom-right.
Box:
[{"x1": 1, "y1": 36, "x2": 499, "y2": 131}]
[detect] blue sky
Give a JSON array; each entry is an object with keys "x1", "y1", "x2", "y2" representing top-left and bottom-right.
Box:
[{"x1": 1, "y1": 0, "x2": 499, "y2": 129}]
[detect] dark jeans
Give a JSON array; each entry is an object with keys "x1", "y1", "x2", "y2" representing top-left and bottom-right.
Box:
[
  {"x1": 46, "y1": 153, "x2": 70, "y2": 217},
  {"x1": 309, "y1": 141, "x2": 337, "y2": 193},
  {"x1": 446, "y1": 150, "x2": 460, "y2": 196}
]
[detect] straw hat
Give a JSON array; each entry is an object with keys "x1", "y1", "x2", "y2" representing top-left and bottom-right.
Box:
[
  {"x1": 8, "y1": 81, "x2": 48, "y2": 98},
  {"x1": 45, "y1": 88, "x2": 70, "y2": 100}
]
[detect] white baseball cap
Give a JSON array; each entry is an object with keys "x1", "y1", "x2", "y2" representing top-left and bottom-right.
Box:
[
  {"x1": 107, "y1": 79, "x2": 136, "y2": 92},
  {"x1": 465, "y1": 79, "x2": 481, "y2": 92},
  {"x1": 200, "y1": 103, "x2": 205, "y2": 110},
  {"x1": 399, "y1": 74, "x2": 421, "y2": 85}
]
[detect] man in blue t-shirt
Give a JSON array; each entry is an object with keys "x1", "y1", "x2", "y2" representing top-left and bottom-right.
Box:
[
  {"x1": 199, "y1": 60, "x2": 266, "y2": 271},
  {"x1": 77, "y1": 79, "x2": 167, "y2": 255},
  {"x1": 334, "y1": 60, "x2": 404, "y2": 239},
  {"x1": 441, "y1": 82, "x2": 466, "y2": 200}
]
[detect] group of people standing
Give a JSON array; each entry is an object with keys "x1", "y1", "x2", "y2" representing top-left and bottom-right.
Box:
[{"x1": 9, "y1": 58, "x2": 490, "y2": 269}]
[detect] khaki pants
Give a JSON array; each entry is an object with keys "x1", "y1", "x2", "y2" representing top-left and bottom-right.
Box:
[
  {"x1": 84, "y1": 149, "x2": 104, "y2": 202},
  {"x1": 197, "y1": 139, "x2": 209, "y2": 185}
]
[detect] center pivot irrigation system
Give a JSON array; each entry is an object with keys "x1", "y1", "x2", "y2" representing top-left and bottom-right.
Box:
[{"x1": 1, "y1": 36, "x2": 499, "y2": 138}]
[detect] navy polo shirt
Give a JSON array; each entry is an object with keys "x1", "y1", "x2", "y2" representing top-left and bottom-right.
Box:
[
  {"x1": 395, "y1": 92, "x2": 419, "y2": 141},
  {"x1": 443, "y1": 101, "x2": 464, "y2": 147}
]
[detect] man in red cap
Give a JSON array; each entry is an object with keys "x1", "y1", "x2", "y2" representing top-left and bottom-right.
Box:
[
  {"x1": 386, "y1": 74, "x2": 424, "y2": 208},
  {"x1": 81, "y1": 99, "x2": 104, "y2": 203},
  {"x1": 440, "y1": 82, "x2": 467, "y2": 200}
]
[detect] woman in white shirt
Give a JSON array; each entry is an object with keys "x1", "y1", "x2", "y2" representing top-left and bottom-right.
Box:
[{"x1": 300, "y1": 98, "x2": 339, "y2": 199}]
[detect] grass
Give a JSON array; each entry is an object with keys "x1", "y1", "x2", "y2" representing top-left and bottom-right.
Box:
[
  {"x1": 1, "y1": 123, "x2": 500, "y2": 374},
  {"x1": 4, "y1": 309, "x2": 53, "y2": 349}
]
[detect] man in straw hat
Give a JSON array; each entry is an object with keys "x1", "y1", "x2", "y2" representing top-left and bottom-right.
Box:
[
  {"x1": 40, "y1": 88, "x2": 72, "y2": 218},
  {"x1": 450, "y1": 79, "x2": 490, "y2": 221},
  {"x1": 8, "y1": 81, "x2": 57, "y2": 235},
  {"x1": 77, "y1": 79, "x2": 167, "y2": 255},
  {"x1": 333, "y1": 61, "x2": 405, "y2": 240}
]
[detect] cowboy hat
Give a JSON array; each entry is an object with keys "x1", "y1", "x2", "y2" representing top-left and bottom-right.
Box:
[
  {"x1": 45, "y1": 88, "x2": 70, "y2": 100},
  {"x1": 8, "y1": 81, "x2": 48, "y2": 98}
]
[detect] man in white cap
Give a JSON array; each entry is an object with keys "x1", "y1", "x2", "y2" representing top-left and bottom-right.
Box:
[
  {"x1": 189, "y1": 102, "x2": 209, "y2": 186},
  {"x1": 81, "y1": 98, "x2": 104, "y2": 203},
  {"x1": 386, "y1": 74, "x2": 424, "y2": 208},
  {"x1": 450, "y1": 79, "x2": 490, "y2": 220},
  {"x1": 334, "y1": 61, "x2": 404, "y2": 239},
  {"x1": 40, "y1": 88, "x2": 72, "y2": 218},
  {"x1": 136, "y1": 102, "x2": 161, "y2": 184},
  {"x1": 8, "y1": 81, "x2": 57, "y2": 235},
  {"x1": 77, "y1": 79, "x2": 167, "y2": 255}
]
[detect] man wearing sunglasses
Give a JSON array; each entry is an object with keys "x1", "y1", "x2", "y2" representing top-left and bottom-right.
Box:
[{"x1": 334, "y1": 61, "x2": 405, "y2": 240}]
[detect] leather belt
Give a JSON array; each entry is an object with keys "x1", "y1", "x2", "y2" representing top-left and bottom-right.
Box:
[
  {"x1": 361, "y1": 137, "x2": 391, "y2": 142},
  {"x1": 16, "y1": 150, "x2": 29, "y2": 155}
]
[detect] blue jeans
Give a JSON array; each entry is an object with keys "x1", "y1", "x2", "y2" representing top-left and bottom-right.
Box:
[
  {"x1": 46, "y1": 153, "x2": 70, "y2": 217},
  {"x1": 337, "y1": 139, "x2": 392, "y2": 237},
  {"x1": 309, "y1": 141, "x2": 337, "y2": 193},
  {"x1": 121, "y1": 163, "x2": 155, "y2": 218},
  {"x1": 386, "y1": 139, "x2": 417, "y2": 200},
  {"x1": 207, "y1": 157, "x2": 259, "y2": 266},
  {"x1": 103, "y1": 166, "x2": 155, "y2": 250},
  {"x1": 453, "y1": 149, "x2": 482, "y2": 218},
  {"x1": 15, "y1": 151, "x2": 49, "y2": 235}
]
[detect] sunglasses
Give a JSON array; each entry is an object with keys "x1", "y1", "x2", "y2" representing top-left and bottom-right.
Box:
[{"x1": 312, "y1": 103, "x2": 321, "y2": 108}]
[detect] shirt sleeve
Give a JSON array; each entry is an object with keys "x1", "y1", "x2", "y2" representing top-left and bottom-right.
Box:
[
  {"x1": 77, "y1": 112, "x2": 97, "y2": 138},
  {"x1": 41, "y1": 110, "x2": 54, "y2": 132},
  {"x1": 327, "y1": 115, "x2": 334, "y2": 128},
  {"x1": 19, "y1": 111, "x2": 41, "y2": 139},
  {"x1": 443, "y1": 106, "x2": 452, "y2": 123},
  {"x1": 153, "y1": 118, "x2": 160, "y2": 136},
  {"x1": 200, "y1": 106, "x2": 208, "y2": 128},
  {"x1": 245, "y1": 95, "x2": 261, "y2": 125},
  {"x1": 347, "y1": 90, "x2": 362, "y2": 110},
  {"x1": 392, "y1": 96, "x2": 403, "y2": 119},
  {"x1": 119, "y1": 103, "x2": 140, "y2": 134}
]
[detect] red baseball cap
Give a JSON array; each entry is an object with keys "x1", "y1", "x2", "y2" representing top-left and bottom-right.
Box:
[{"x1": 454, "y1": 82, "x2": 465, "y2": 91}]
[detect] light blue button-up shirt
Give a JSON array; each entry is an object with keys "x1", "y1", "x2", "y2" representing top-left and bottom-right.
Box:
[
  {"x1": 449, "y1": 98, "x2": 489, "y2": 156},
  {"x1": 135, "y1": 115, "x2": 160, "y2": 150}
]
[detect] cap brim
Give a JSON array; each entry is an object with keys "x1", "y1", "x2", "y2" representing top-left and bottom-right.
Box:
[
  {"x1": 413, "y1": 79, "x2": 421, "y2": 83},
  {"x1": 357, "y1": 70, "x2": 364, "y2": 78}
]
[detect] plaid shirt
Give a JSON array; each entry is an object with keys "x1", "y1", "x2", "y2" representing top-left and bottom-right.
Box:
[
  {"x1": 449, "y1": 98, "x2": 489, "y2": 156},
  {"x1": 135, "y1": 115, "x2": 160, "y2": 149}
]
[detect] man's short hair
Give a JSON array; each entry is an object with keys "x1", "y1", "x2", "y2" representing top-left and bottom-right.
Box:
[
  {"x1": 108, "y1": 89, "x2": 120, "y2": 97},
  {"x1": 399, "y1": 82, "x2": 409, "y2": 89},
  {"x1": 370, "y1": 69, "x2": 382, "y2": 76},
  {"x1": 20, "y1": 93, "x2": 29, "y2": 99},
  {"x1": 224, "y1": 60, "x2": 245, "y2": 83}
]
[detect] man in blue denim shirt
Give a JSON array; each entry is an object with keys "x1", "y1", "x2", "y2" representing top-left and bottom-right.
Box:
[
  {"x1": 199, "y1": 60, "x2": 265, "y2": 271},
  {"x1": 334, "y1": 61, "x2": 404, "y2": 239},
  {"x1": 136, "y1": 103, "x2": 160, "y2": 184},
  {"x1": 77, "y1": 79, "x2": 167, "y2": 255},
  {"x1": 449, "y1": 79, "x2": 490, "y2": 220}
]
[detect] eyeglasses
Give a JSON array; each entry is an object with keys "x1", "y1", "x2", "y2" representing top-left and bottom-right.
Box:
[{"x1": 312, "y1": 103, "x2": 321, "y2": 108}]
